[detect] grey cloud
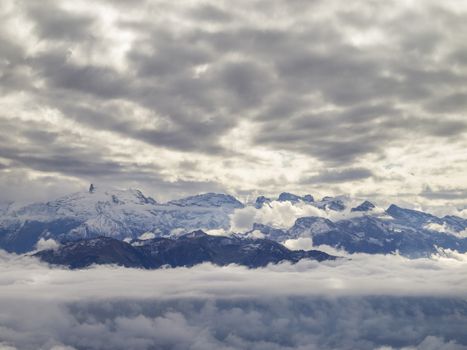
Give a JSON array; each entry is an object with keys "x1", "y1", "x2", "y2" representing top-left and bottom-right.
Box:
[
  {"x1": 189, "y1": 4, "x2": 233, "y2": 23},
  {"x1": 0, "y1": 118, "x2": 128, "y2": 177},
  {"x1": 303, "y1": 167, "x2": 374, "y2": 184},
  {"x1": 425, "y1": 119, "x2": 467, "y2": 138},
  {"x1": 128, "y1": 32, "x2": 212, "y2": 79},
  {"x1": 449, "y1": 48, "x2": 467, "y2": 67},
  {"x1": 34, "y1": 55, "x2": 130, "y2": 99},
  {"x1": 0, "y1": 0, "x2": 466, "y2": 201},
  {"x1": 2, "y1": 298, "x2": 466, "y2": 350},
  {"x1": 254, "y1": 107, "x2": 394, "y2": 163},
  {"x1": 26, "y1": 3, "x2": 95, "y2": 41},
  {"x1": 420, "y1": 186, "x2": 467, "y2": 201},
  {"x1": 426, "y1": 93, "x2": 467, "y2": 114}
]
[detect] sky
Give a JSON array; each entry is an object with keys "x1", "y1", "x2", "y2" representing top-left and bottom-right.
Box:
[
  {"x1": 1, "y1": 250, "x2": 467, "y2": 349},
  {"x1": 0, "y1": 0, "x2": 466, "y2": 211}
]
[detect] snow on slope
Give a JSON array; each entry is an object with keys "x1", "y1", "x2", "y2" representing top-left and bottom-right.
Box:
[{"x1": 0, "y1": 187, "x2": 243, "y2": 252}]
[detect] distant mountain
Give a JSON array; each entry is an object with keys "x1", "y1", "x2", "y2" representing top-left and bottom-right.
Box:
[
  {"x1": 2, "y1": 188, "x2": 467, "y2": 258},
  {"x1": 278, "y1": 192, "x2": 314, "y2": 203},
  {"x1": 351, "y1": 200, "x2": 375, "y2": 212},
  {"x1": 34, "y1": 231, "x2": 335, "y2": 269},
  {"x1": 314, "y1": 196, "x2": 346, "y2": 211},
  {"x1": 251, "y1": 205, "x2": 467, "y2": 257},
  {"x1": 0, "y1": 187, "x2": 243, "y2": 253},
  {"x1": 254, "y1": 196, "x2": 272, "y2": 209}
]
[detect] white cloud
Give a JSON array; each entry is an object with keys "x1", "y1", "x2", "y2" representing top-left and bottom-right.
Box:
[
  {"x1": 35, "y1": 238, "x2": 60, "y2": 251},
  {"x1": 282, "y1": 237, "x2": 314, "y2": 251},
  {"x1": 229, "y1": 199, "x2": 388, "y2": 232},
  {"x1": 1, "y1": 251, "x2": 467, "y2": 349},
  {"x1": 424, "y1": 223, "x2": 467, "y2": 238},
  {"x1": 379, "y1": 336, "x2": 467, "y2": 350},
  {"x1": 138, "y1": 232, "x2": 156, "y2": 240},
  {"x1": 230, "y1": 201, "x2": 327, "y2": 232},
  {"x1": 204, "y1": 228, "x2": 230, "y2": 236}
]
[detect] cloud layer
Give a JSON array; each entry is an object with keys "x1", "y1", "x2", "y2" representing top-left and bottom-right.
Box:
[
  {"x1": 0, "y1": 0, "x2": 466, "y2": 209},
  {"x1": 1, "y1": 251, "x2": 467, "y2": 349}
]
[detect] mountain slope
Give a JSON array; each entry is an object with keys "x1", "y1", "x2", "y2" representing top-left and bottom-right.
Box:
[
  {"x1": 263, "y1": 207, "x2": 467, "y2": 257},
  {"x1": 0, "y1": 187, "x2": 243, "y2": 253},
  {"x1": 35, "y1": 231, "x2": 336, "y2": 269}
]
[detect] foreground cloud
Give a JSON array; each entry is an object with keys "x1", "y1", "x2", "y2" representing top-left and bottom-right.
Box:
[{"x1": 1, "y1": 251, "x2": 467, "y2": 349}]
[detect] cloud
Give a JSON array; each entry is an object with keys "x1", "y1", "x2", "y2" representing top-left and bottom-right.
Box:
[
  {"x1": 230, "y1": 201, "x2": 327, "y2": 232},
  {"x1": 1, "y1": 251, "x2": 467, "y2": 349},
  {"x1": 420, "y1": 186, "x2": 467, "y2": 201},
  {"x1": 282, "y1": 237, "x2": 314, "y2": 251},
  {"x1": 303, "y1": 167, "x2": 374, "y2": 184},
  {"x1": 229, "y1": 198, "x2": 383, "y2": 232},
  {"x1": 0, "y1": 0, "x2": 466, "y2": 207},
  {"x1": 424, "y1": 222, "x2": 467, "y2": 238},
  {"x1": 35, "y1": 238, "x2": 60, "y2": 251}
]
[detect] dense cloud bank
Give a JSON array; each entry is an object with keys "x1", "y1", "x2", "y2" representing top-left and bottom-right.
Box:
[
  {"x1": 1, "y1": 297, "x2": 467, "y2": 350},
  {"x1": 1, "y1": 251, "x2": 467, "y2": 349}
]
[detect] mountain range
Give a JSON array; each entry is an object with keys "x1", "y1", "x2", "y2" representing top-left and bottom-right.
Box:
[{"x1": 1, "y1": 186, "x2": 466, "y2": 266}]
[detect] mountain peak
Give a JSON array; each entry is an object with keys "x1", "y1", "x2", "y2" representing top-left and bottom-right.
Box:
[
  {"x1": 255, "y1": 196, "x2": 272, "y2": 209},
  {"x1": 180, "y1": 230, "x2": 208, "y2": 238},
  {"x1": 351, "y1": 200, "x2": 375, "y2": 212},
  {"x1": 278, "y1": 192, "x2": 314, "y2": 203}
]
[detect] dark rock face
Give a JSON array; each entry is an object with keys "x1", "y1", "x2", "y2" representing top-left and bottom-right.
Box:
[
  {"x1": 386, "y1": 204, "x2": 441, "y2": 226},
  {"x1": 254, "y1": 196, "x2": 272, "y2": 209},
  {"x1": 351, "y1": 201, "x2": 375, "y2": 212},
  {"x1": 35, "y1": 231, "x2": 336, "y2": 269},
  {"x1": 35, "y1": 237, "x2": 153, "y2": 269},
  {"x1": 316, "y1": 197, "x2": 346, "y2": 211},
  {"x1": 0, "y1": 218, "x2": 83, "y2": 254},
  {"x1": 285, "y1": 212, "x2": 467, "y2": 257},
  {"x1": 248, "y1": 223, "x2": 288, "y2": 241},
  {"x1": 278, "y1": 192, "x2": 314, "y2": 203}
]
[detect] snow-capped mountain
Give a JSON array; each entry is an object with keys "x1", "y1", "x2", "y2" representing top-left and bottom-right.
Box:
[
  {"x1": 1, "y1": 188, "x2": 466, "y2": 258},
  {"x1": 0, "y1": 186, "x2": 242, "y2": 253},
  {"x1": 249, "y1": 202, "x2": 467, "y2": 257},
  {"x1": 278, "y1": 192, "x2": 314, "y2": 203},
  {"x1": 254, "y1": 192, "x2": 347, "y2": 212}
]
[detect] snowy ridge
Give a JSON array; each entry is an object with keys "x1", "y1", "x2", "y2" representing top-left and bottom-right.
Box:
[
  {"x1": 0, "y1": 188, "x2": 466, "y2": 257},
  {"x1": 0, "y1": 187, "x2": 243, "y2": 252}
]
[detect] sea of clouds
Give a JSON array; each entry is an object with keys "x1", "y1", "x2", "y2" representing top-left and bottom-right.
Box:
[{"x1": 1, "y1": 250, "x2": 467, "y2": 350}]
